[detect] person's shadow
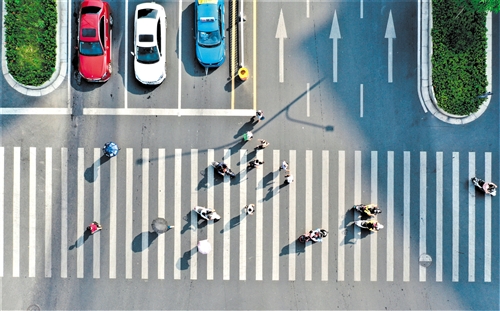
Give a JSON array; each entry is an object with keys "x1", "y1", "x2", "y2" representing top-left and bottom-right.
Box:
[
  {"x1": 84, "y1": 155, "x2": 110, "y2": 183},
  {"x1": 279, "y1": 239, "x2": 306, "y2": 256},
  {"x1": 176, "y1": 246, "x2": 196, "y2": 270},
  {"x1": 220, "y1": 208, "x2": 245, "y2": 233},
  {"x1": 234, "y1": 119, "x2": 256, "y2": 140},
  {"x1": 132, "y1": 232, "x2": 158, "y2": 252},
  {"x1": 180, "y1": 210, "x2": 210, "y2": 234},
  {"x1": 69, "y1": 229, "x2": 92, "y2": 250}
]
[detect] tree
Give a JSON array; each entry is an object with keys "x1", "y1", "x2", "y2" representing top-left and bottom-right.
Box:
[{"x1": 458, "y1": 0, "x2": 500, "y2": 13}]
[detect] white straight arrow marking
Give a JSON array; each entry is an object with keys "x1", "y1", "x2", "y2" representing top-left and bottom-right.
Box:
[
  {"x1": 276, "y1": 9, "x2": 287, "y2": 83},
  {"x1": 385, "y1": 10, "x2": 396, "y2": 83},
  {"x1": 330, "y1": 11, "x2": 341, "y2": 83}
]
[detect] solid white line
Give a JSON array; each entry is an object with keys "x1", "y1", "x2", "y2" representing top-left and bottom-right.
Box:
[
  {"x1": 403, "y1": 151, "x2": 410, "y2": 282},
  {"x1": 29, "y1": 147, "x2": 36, "y2": 277},
  {"x1": 178, "y1": 0, "x2": 183, "y2": 112},
  {"x1": 452, "y1": 152, "x2": 459, "y2": 282},
  {"x1": 157, "y1": 149, "x2": 166, "y2": 280},
  {"x1": 468, "y1": 152, "x2": 475, "y2": 282},
  {"x1": 93, "y1": 149, "x2": 100, "y2": 279},
  {"x1": 45, "y1": 148, "x2": 52, "y2": 278},
  {"x1": 126, "y1": 148, "x2": 133, "y2": 279},
  {"x1": 109, "y1": 155, "x2": 117, "y2": 279},
  {"x1": 306, "y1": 83, "x2": 310, "y2": 117},
  {"x1": 0, "y1": 108, "x2": 72, "y2": 115},
  {"x1": 370, "y1": 151, "x2": 377, "y2": 281},
  {"x1": 360, "y1": 0, "x2": 364, "y2": 18},
  {"x1": 279, "y1": 38, "x2": 284, "y2": 83},
  {"x1": 337, "y1": 150, "x2": 345, "y2": 281},
  {"x1": 256, "y1": 149, "x2": 263, "y2": 280},
  {"x1": 354, "y1": 151, "x2": 361, "y2": 281},
  {"x1": 124, "y1": 0, "x2": 129, "y2": 109},
  {"x1": 288, "y1": 150, "x2": 296, "y2": 281},
  {"x1": 484, "y1": 152, "x2": 492, "y2": 282},
  {"x1": 77, "y1": 148, "x2": 84, "y2": 278},
  {"x1": 142, "y1": 149, "x2": 149, "y2": 279},
  {"x1": 360, "y1": 84, "x2": 364, "y2": 118},
  {"x1": 174, "y1": 149, "x2": 182, "y2": 280},
  {"x1": 272, "y1": 150, "x2": 279, "y2": 281},
  {"x1": 83, "y1": 108, "x2": 256, "y2": 116},
  {"x1": 206, "y1": 149, "x2": 214, "y2": 280},
  {"x1": 306, "y1": 0, "x2": 310, "y2": 18},
  {"x1": 0, "y1": 148, "x2": 3, "y2": 277},
  {"x1": 61, "y1": 148, "x2": 68, "y2": 278},
  {"x1": 189, "y1": 149, "x2": 197, "y2": 280},
  {"x1": 13, "y1": 147, "x2": 20, "y2": 277},
  {"x1": 224, "y1": 149, "x2": 231, "y2": 280},
  {"x1": 322, "y1": 150, "x2": 329, "y2": 281},
  {"x1": 386, "y1": 151, "x2": 394, "y2": 281},
  {"x1": 419, "y1": 152, "x2": 426, "y2": 282},
  {"x1": 305, "y1": 150, "x2": 313, "y2": 281},
  {"x1": 436, "y1": 152, "x2": 443, "y2": 282},
  {"x1": 240, "y1": 150, "x2": 247, "y2": 281}
]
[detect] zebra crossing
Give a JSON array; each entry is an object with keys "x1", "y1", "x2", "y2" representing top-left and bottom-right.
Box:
[{"x1": 0, "y1": 147, "x2": 496, "y2": 282}]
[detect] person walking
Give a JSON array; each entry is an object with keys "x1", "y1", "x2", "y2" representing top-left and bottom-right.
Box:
[
  {"x1": 251, "y1": 110, "x2": 265, "y2": 123},
  {"x1": 243, "y1": 131, "x2": 254, "y2": 142},
  {"x1": 246, "y1": 204, "x2": 255, "y2": 216},
  {"x1": 279, "y1": 160, "x2": 289, "y2": 171},
  {"x1": 87, "y1": 221, "x2": 102, "y2": 234},
  {"x1": 248, "y1": 159, "x2": 264, "y2": 169},
  {"x1": 284, "y1": 174, "x2": 294, "y2": 185},
  {"x1": 255, "y1": 139, "x2": 270, "y2": 150}
]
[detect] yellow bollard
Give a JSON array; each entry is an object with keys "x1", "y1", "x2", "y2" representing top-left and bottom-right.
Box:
[{"x1": 238, "y1": 67, "x2": 249, "y2": 81}]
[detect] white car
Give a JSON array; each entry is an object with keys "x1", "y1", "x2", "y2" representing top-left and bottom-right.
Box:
[{"x1": 133, "y1": 3, "x2": 166, "y2": 85}]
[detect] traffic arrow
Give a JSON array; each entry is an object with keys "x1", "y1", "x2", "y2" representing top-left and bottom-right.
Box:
[
  {"x1": 329, "y1": 10, "x2": 341, "y2": 82},
  {"x1": 385, "y1": 10, "x2": 396, "y2": 83},
  {"x1": 275, "y1": 9, "x2": 287, "y2": 83}
]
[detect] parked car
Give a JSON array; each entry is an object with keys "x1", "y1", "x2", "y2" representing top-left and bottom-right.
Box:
[
  {"x1": 77, "y1": 0, "x2": 113, "y2": 82},
  {"x1": 194, "y1": 0, "x2": 226, "y2": 69},
  {"x1": 133, "y1": 2, "x2": 167, "y2": 85}
]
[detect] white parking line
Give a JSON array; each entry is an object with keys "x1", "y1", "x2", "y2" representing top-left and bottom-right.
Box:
[
  {"x1": 13, "y1": 148, "x2": 20, "y2": 277},
  {"x1": 370, "y1": 151, "x2": 377, "y2": 282},
  {"x1": 452, "y1": 152, "x2": 459, "y2": 282},
  {"x1": 126, "y1": 148, "x2": 133, "y2": 279},
  {"x1": 403, "y1": 151, "x2": 410, "y2": 282},
  {"x1": 468, "y1": 152, "x2": 475, "y2": 282},
  {"x1": 77, "y1": 148, "x2": 84, "y2": 278},
  {"x1": 484, "y1": 152, "x2": 492, "y2": 282},
  {"x1": 29, "y1": 147, "x2": 36, "y2": 277},
  {"x1": 93, "y1": 149, "x2": 100, "y2": 279},
  {"x1": 419, "y1": 152, "x2": 426, "y2": 282},
  {"x1": 436, "y1": 152, "x2": 443, "y2": 282},
  {"x1": 45, "y1": 148, "x2": 52, "y2": 278},
  {"x1": 386, "y1": 151, "x2": 394, "y2": 281},
  {"x1": 61, "y1": 148, "x2": 68, "y2": 278},
  {"x1": 305, "y1": 150, "x2": 312, "y2": 281},
  {"x1": 354, "y1": 151, "x2": 361, "y2": 281},
  {"x1": 142, "y1": 149, "x2": 149, "y2": 279}
]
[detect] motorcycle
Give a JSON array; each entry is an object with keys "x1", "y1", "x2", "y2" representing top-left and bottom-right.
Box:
[
  {"x1": 298, "y1": 229, "x2": 328, "y2": 243},
  {"x1": 212, "y1": 161, "x2": 236, "y2": 178},
  {"x1": 472, "y1": 177, "x2": 497, "y2": 196},
  {"x1": 193, "y1": 206, "x2": 221, "y2": 221},
  {"x1": 355, "y1": 219, "x2": 384, "y2": 232},
  {"x1": 353, "y1": 204, "x2": 382, "y2": 217}
]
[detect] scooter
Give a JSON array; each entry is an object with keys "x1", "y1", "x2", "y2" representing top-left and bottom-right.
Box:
[
  {"x1": 355, "y1": 220, "x2": 384, "y2": 232},
  {"x1": 212, "y1": 161, "x2": 236, "y2": 178},
  {"x1": 353, "y1": 204, "x2": 382, "y2": 217},
  {"x1": 193, "y1": 206, "x2": 221, "y2": 221},
  {"x1": 472, "y1": 177, "x2": 497, "y2": 196},
  {"x1": 298, "y1": 229, "x2": 328, "y2": 243}
]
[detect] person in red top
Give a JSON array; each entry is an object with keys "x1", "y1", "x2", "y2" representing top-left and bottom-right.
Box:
[{"x1": 88, "y1": 221, "x2": 102, "y2": 234}]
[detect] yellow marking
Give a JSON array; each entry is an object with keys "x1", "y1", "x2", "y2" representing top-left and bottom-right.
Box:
[
  {"x1": 198, "y1": 0, "x2": 217, "y2": 5},
  {"x1": 253, "y1": 0, "x2": 257, "y2": 110}
]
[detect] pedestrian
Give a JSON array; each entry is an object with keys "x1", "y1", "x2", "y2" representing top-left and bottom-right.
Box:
[
  {"x1": 251, "y1": 110, "x2": 265, "y2": 123},
  {"x1": 87, "y1": 221, "x2": 102, "y2": 234},
  {"x1": 279, "y1": 160, "x2": 289, "y2": 171},
  {"x1": 243, "y1": 131, "x2": 253, "y2": 142},
  {"x1": 284, "y1": 174, "x2": 294, "y2": 185},
  {"x1": 248, "y1": 159, "x2": 264, "y2": 169},
  {"x1": 255, "y1": 139, "x2": 270, "y2": 150},
  {"x1": 246, "y1": 204, "x2": 255, "y2": 216}
]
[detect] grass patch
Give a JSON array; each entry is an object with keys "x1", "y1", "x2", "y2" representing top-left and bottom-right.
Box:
[
  {"x1": 5, "y1": 0, "x2": 57, "y2": 86},
  {"x1": 431, "y1": 0, "x2": 488, "y2": 115}
]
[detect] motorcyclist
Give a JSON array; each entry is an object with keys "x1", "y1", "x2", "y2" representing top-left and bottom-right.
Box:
[
  {"x1": 216, "y1": 162, "x2": 228, "y2": 175},
  {"x1": 483, "y1": 181, "x2": 497, "y2": 194},
  {"x1": 363, "y1": 204, "x2": 377, "y2": 217},
  {"x1": 308, "y1": 229, "x2": 323, "y2": 242},
  {"x1": 365, "y1": 220, "x2": 380, "y2": 232},
  {"x1": 201, "y1": 209, "x2": 213, "y2": 220}
]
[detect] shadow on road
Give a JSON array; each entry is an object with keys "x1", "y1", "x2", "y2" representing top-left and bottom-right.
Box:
[{"x1": 132, "y1": 231, "x2": 158, "y2": 252}]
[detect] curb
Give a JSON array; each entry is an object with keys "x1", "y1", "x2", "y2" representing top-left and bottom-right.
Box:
[
  {"x1": 1, "y1": 0, "x2": 68, "y2": 97},
  {"x1": 418, "y1": 0, "x2": 493, "y2": 124}
]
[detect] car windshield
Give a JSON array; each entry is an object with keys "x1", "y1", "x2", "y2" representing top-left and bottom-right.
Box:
[
  {"x1": 138, "y1": 8, "x2": 158, "y2": 19},
  {"x1": 79, "y1": 41, "x2": 103, "y2": 56},
  {"x1": 136, "y1": 46, "x2": 160, "y2": 64},
  {"x1": 198, "y1": 30, "x2": 221, "y2": 47}
]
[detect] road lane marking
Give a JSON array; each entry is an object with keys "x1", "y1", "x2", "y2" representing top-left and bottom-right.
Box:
[
  {"x1": 385, "y1": 11, "x2": 396, "y2": 83},
  {"x1": 305, "y1": 150, "x2": 313, "y2": 281},
  {"x1": 306, "y1": 0, "x2": 310, "y2": 18},
  {"x1": 403, "y1": 151, "x2": 410, "y2": 282},
  {"x1": 370, "y1": 151, "x2": 377, "y2": 281},
  {"x1": 61, "y1": 148, "x2": 68, "y2": 278},
  {"x1": 224, "y1": 149, "x2": 231, "y2": 280},
  {"x1": 288, "y1": 150, "x2": 296, "y2": 281},
  {"x1": 157, "y1": 149, "x2": 165, "y2": 280},
  {"x1": 386, "y1": 151, "x2": 394, "y2": 281},
  {"x1": 484, "y1": 152, "x2": 492, "y2": 282},
  {"x1": 272, "y1": 150, "x2": 280, "y2": 281},
  {"x1": 126, "y1": 148, "x2": 133, "y2": 279},
  {"x1": 354, "y1": 151, "x2": 361, "y2": 281},
  {"x1": 360, "y1": 0, "x2": 364, "y2": 19},
  {"x1": 330, "y1": 11, "x2": 341, "y2": 82},
  {"x1": 436, "y1": 152, "x2": 443, "y2": 282},
  {"x1": 207, "y1": 149, "x2": 214, "y2": 280},
  {"x1": 174, "y1": 149, "x2": 182, "y2": 280},
  {"x1": 452, "y1": 152, "x2": 459, "y2": 282},
  {"x1": 67, "y1": 0, "x2": 72, "y2": 110},
  {"x1": 253, "y1": 0, "x2": 257, "y2": 110},
  {"x1": 239, "y1": 150, "x2": 247, "y2": 280},
  {"x1": 0, "y1": 108, "x2": 72, "y2": 115},
  {"x1": 109, "y1": 154, "x2": 117, "y2": 279},
  {"x1": 45, "y1": 148, "x2": 52, "y2": 278},
  {"x1": 256, "y1": 149, "x2": 263, "y2": 280},
  {"x1": 77, "y1": 148, "x2": 84, "y2": 278},
  {"x1": 360, "y1": 84, "x2": 364, "y2": 117},
  {"x1": 468, "y1": 152, "x2": 475, "y2": 282},
  {"x1": 419, "y1": 152, "x2": 426, "y2": 282},
  {"x1": 93, "y1": 148, "x2": 100, "y2": 279},
  {"x1": 0, "y1": 148, "x2": 3, "y2": 277},
  {"x1": 190, "y1": 149, "x2": 197, "y2": 280},
  {"x1": 322, "y1": 150, "x2": 329, "y2": 281},
  {"x1": 83, "y1": 108, "x2": 255, "y2": 116},
  {"x1": 13, "y1": 147, "x2": 20, "y2": 277},
  {"x1": 142, "y1": 149, "x2": 149, "y2": 279},
  {"x1": 276, "y1": 9, "x2": 287, "y2": 83},
  {"x1": 337, "y1": 150, "x2": 345, "y2": 281},
  {"x1": 29, "y1": 147, "x2": 36, "y2": 277}
]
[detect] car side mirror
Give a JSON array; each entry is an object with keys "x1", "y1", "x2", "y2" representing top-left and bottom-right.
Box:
[{"x1": 130, "y1": 51, "x2": 135, "y2": 56}]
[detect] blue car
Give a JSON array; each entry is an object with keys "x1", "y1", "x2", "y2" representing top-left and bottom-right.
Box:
[{"x1": 194, "y1": 0, "x2": 225, "y2": 68}]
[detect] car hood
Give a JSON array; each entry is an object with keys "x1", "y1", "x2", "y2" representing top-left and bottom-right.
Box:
[
  {"x1": 134, "y1": 59, "x2": 165, "y2": 84},
  {"x1": 79, "y1": 54, "x2": 106, "y2": 79},
  {"x1": 196, "y1": 44, "x2": 224, "y2": 65}
]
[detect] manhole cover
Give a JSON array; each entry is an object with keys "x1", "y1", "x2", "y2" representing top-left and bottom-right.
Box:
[
  {"x1": 419, "y1": 253, "x2": 433, "y2": 267},
  {"x1": 27, "y1": 304, "x2": 40, "y2": 311}
]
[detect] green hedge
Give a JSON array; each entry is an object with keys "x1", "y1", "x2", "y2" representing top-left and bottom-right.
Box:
[
  {"x1": 431, "y1": 0, "x2": 488, "y2": 115},
  {"x1": 5, "y1": 0, "x2": 57, "y2": 86}
]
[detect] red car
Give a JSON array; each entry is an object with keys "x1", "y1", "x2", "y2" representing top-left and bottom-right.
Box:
[{"x1": 78, "y1": 0, "x2": 113, "y2": 82}]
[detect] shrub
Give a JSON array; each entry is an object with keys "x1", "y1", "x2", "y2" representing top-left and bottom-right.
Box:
[
  {"x1": 431, "y1": 0, "x2": 488, "y2": 115},
  {"x1": 5, "y1": 0, "x2": 57, "y2": 86}
]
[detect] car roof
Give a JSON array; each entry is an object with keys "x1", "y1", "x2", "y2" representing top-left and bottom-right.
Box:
[
  {"x1": 136, "y1": 19, "x2": 158, "y2": 47},
  {"x1": 197, "y1": 1, "x2": 219, "y2": 32},
  {"x1": 80, "y1": 0, "x2": 105, "y2": 41}
]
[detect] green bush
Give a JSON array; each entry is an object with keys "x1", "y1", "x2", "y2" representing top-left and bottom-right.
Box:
[
  {"x1": 431, "y1": 0, "x2": 488, "y2": 115},
  {"x1": 5, "y1": 0, "x2": 57, "y2": 86}
]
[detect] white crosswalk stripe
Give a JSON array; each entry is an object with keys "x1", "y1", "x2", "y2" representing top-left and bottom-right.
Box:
[{"x1": 0, "y1": 147, "x2": 496, "y2": 283}]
